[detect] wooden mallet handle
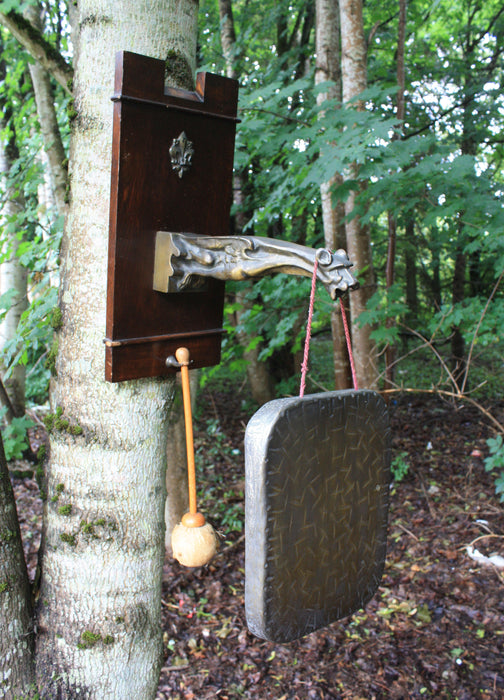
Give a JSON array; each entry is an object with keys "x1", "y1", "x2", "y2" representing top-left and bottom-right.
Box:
[
  {"x1": 175, "y1": 348, "x2": 204, "y2": 527},
  {"x1": 171, "y1": 347, "x2": 217, "y2": 565}
]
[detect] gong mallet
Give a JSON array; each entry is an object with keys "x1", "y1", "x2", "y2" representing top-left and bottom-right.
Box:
[{"x1": 170, "y1": 347, "x2": 218, "y2": 567}]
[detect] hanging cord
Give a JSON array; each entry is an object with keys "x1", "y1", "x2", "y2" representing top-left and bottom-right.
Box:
[
  {"x1": 299, "y1": 252, "x2": 358, "y2": 396},
  {"x1": 339, "y1": 298, "x2": 358, "y2": 391},
  {"x1": 299, "y1": 255, "x2": 319, "y2": 398}
]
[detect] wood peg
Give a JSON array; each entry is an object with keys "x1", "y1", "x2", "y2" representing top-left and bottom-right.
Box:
[{"x1": 175, "y1": 346, "x2": 191, "y2": 366}]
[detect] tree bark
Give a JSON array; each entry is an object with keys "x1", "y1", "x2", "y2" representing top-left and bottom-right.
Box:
[
  {"x1": 339, "y1": 0, "x2": 378, "y2": 389},
  {"x1": 33, "y1": 1, "x2": 198, "y2": 697},
  {"x1": 0, "y1": 377, "x2": 18, "y2": 423},
  {"x1": 293, "y1": 2, "x2": 315, "y2": 81},
  {"x1": 315, "y1": 0, "x2": 352, "y2": 390},
  {"x1": 430, "y1": 236, "x2": 442, "y2": 310},
  {"x1": 235, "y1": 288, "x2": 276, "y2": 405},
  {"x1": 0, "y1": 431, "x2": 36, "y2": 696}
]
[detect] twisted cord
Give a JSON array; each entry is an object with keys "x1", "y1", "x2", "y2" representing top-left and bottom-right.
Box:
[
  {"x1": 300, "y1": 256, "x2": 358, "y2": 396},
  {"x1": 339, "y1": 298, "x2": 358, "y2": 390},
  {"x1": 299, "y1": 257, "x2": 319, "y2": 398}
]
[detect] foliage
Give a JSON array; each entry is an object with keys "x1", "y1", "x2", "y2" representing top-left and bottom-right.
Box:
[
  {"x1": 0, "y1": 0, "x2": 501, "y2": 412},
  {"x1": 235, "y1": 275, "x2": 328, "y2": 361},
  {"x1": 484, "y1": 435, "x2": 504, "y2": 503},
  {"x1": 0, "y1": 406, "x2": 33, "y2": 460},
  {"x1": 195, "y1": 417, "x2": 244, "y2": 534},
  {"x1": 199, "y1": 302, "x2": 248, "y2": 390},
  {"x1": 0, "y1": 21, "x2": 69, "y2": 406},
  {"x1": 358, "y1": 283, "x2": 408, "y2": 347},
  {"x1": 0, "y1": 202, "x2": 63, "y2": 402},
  {"x1": 428, "y1": 297, "x2": 504, "y2": 350},
  {"x1": 197, "y1": 0, "x2": 504, "y2": 398},
  {"x1": 390, "y1": 451, "x2": 410, "y2": 483}
]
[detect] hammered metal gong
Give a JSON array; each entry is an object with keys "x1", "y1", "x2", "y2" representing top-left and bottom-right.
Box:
[{"x1": 245, "y1": 390, "x2": 390, "y2": 643}]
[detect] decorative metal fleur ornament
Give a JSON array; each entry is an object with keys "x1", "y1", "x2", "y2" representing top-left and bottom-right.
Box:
[{"x1": 169, "y1": 131, "x2": 194, "y2": 178}]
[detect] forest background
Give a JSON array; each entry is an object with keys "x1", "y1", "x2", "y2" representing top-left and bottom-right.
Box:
[
  {"x1": 0, "y1": 0, "x2": 503, "y2": 697},
  {"x1": 1, "y1": 0, "x2": 503, "y2": 493}
]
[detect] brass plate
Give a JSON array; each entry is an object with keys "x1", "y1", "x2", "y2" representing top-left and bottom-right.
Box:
[{"x1": 245, "y1": 390, "x2": 391, "y2": 643}]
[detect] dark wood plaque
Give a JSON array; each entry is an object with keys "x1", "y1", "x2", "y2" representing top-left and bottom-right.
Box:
[
  {"x1": 245, "y1": 390, "x2": 391, "y2": 643},
  {"x1": 105, "y1": 51, "x2": 239, "y2": 381}
]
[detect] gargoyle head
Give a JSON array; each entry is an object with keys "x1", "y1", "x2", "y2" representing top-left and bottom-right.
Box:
[{"x1": 315, "y1": 248, "x2": 359, "y2": 300}]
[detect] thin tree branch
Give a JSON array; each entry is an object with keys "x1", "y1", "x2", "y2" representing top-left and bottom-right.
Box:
[
  {"x1": 287, "y1": 6, "x2": 304, "y2": 51},
  {"x1": 461, "y1": 269, "x2": 504, "y2": 394},
  {"x1": 0, "y1": 376, "x2": 18, "y2": 421},
  {"x1": 0, "y1": 10, "x2": 73, "y2": 93},
  {"x1": 467, "y1": 534, "x2": 504, "y2": 549},
  {"x1": 403, "y1": 92, "x2": 475, "y2": 140},
  {"x1": 402, "y1": 320, "x2": 461, "y2": 395},
  {"x1": 471, "y1": 4, "x2": 504, "y2": 54},
  {"x1": 367, "y1": 13, "x2": 398, "y2": 47}
]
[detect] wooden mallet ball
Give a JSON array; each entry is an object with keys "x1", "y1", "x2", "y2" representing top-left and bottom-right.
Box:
[{"x1": 171, "y1": 514, "x2": 218, "y2": 568}]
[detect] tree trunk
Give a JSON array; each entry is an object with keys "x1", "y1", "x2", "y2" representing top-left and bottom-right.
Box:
[
  {"x1": 231, "y1": 181, "x2": 275, "y2": 405},
  {"x1": 404, "y1": 216, "x2": 417, "y2": 325},
  {"x1": 384, "y1": 0, "x2": 407, "y2": 392},
  {"x1": 339, "y1": 0, "x2": 378, "y2": 389},
  {"x1": 218, "y1": 0, "x2": 238, "y2": 79},
  {"x1": 218, "y1": 0, "x2": 275, "y2": 405},
  {"x1": 0, "y1": 103, "x2": 28, "y2": 419},
  {"x1": 33, "y1": 1, "x2": 198, "y2": 697},
  {"x1": 235, "y1": 287, "x2": 276, "y2": 405},
  {"x1": 384, "y1": 211, "x2": 397, "y2": 391},
  {"x1": 165, "y1": 372, "x2": 198, "y2": 552},
  {"x1": 450, "y1": 42, "x2": 477, "y2": 383},
  {"x1": 315, "y1": 0, "x2": 352, "y2": 390},
  {"x1": 0, "y1": 240, "x2": 27, "y2": 417},
  {"x1": 431, "y1": 237, "x2": 442, "y2": 310},
  {"x1": 451, "y1": 247, "x2": 466, "y2": 381},
  {"x1": 25, "y1": 5, "x2": 68, "y2": 217},
  {"x1": 0, "y1": 432, "x2": 36, "y2": 696},
  {"x1": 293, "y1": 2, "x2": 315, "y2": 82}
]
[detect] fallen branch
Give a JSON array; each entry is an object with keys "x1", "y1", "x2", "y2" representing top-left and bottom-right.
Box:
[
  {"x1": 215, "y1": 533, "x2": 245, "y2": 557},
  {"x1": 381, "y1": 387, "x2": 504, "y2": 435}
]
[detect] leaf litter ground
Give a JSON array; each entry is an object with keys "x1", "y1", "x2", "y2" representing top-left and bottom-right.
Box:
[{"x1": 11, "y1": 390, "x2": 504, "y2": 699}]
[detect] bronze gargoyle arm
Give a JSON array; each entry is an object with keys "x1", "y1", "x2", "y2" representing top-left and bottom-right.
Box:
[{"x1": 153, "y1": 231, "x2": 359, "y2": 300}]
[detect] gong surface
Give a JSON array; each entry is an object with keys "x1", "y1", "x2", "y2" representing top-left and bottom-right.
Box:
[{"x1": 245, "y1": 390, "x2": 390, "y2": 643}]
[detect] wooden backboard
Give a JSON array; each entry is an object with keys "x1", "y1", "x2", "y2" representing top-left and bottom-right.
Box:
[{"x1": 105, "y1": 52, "x2": 238, "y2": 381}]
